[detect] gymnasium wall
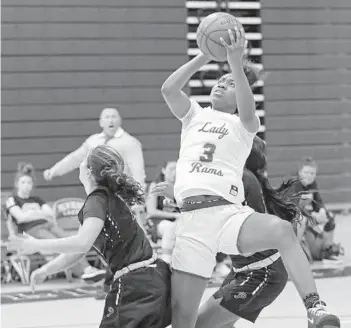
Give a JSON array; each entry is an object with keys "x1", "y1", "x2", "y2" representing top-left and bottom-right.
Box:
[
  {"x1": 1, "y1": 0, "x2": 188, "y2": 201},
  {"x1": 261, "y1": 0, "x2": 351, "y2": 203},
  {"x1": 2, "y1": 0, "x2": 350, "y2": 205}
]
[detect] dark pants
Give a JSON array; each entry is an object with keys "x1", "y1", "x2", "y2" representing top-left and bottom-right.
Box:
[
  {"x1": 100, "y1": 259, "x2": 171, "y2": 328},
  {"x1": 213, "y1": 258, "x2": 288, "y2": 323}
]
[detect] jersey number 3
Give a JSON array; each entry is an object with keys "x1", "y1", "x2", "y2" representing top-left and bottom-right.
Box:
[{"x1": 199, "y1": 143, "x2": 216, "y2": 162}]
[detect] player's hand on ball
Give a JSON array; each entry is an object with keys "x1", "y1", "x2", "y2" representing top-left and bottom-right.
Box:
[
  {"x1": 220, "y1": 26, "x2": 246, "y2": 64},
  {"x1": 43, "y1": 169, "x2": 53, "y2": 181},
  {"x1": 30, "y1": 267, "x2": 47, "y2": 293},
  {"x1": 151, "y1": 182, "x2": 175, "y2": 200}
]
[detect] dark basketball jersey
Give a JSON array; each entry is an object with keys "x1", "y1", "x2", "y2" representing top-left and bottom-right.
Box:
[{"x1": 78, "y1": 187, "x2": 153, "y2": 277}]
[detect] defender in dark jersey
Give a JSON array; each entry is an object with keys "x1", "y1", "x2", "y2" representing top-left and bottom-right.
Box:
[{"x1": 8, "y1": 145, "x2": 171, "y2": 328}]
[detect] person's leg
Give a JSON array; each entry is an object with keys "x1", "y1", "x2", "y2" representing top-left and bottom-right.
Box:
[
  {"x1": 157, "y1": 220, "x2": 176, "y2": 264},
  {"x1": 235, "y1": 213, "x2": 317, "y2": 301},
  {"x1": 172, "y1": 270, "x2": 209, "y2": 327},
  {"x1": 171, "y1": 207, "x2": 220, "y2": 328},
  {"x1": 323, "y1": 216, "x2": 336, "y2": 248},
  {"x1": 196, "y1": 296, "x2": 240, "y2": 328},
  {"x1": 26, "y1": 224, "x2": 57, "y2": 246},
  {"x1": 46, "y1": 222, "x2": 69, "y2": 238},
  {"x1": 304, "y1": 228, "x2": 325, "y2": 261},
  {"x1": 231, "y1": 212, "x2": 340, "y2": 327}
]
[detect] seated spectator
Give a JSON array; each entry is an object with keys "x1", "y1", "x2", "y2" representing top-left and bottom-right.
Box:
[
  {"x1": 146, "y1": 161, "x2": 179, "y2": 264},
  {"x1": 290, "y1": 157, "x2": 344, "y2": 264},
  {"x1": 5, "y1": 163, "x2": 106, "y2": 281}
]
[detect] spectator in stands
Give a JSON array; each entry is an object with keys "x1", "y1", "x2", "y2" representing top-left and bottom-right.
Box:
[
  {"x1": 43, "y1": 107, "x2": 146, "y2": 188},
  {"x1": 290, "y1": 157, "x2": 343, "y2": 263},
  {"x1": 5, "y1": 163, "x2": 105, "y2": 281},
  {"x1": 146, "y1": 161, "x2": 179, "y2": 264}
]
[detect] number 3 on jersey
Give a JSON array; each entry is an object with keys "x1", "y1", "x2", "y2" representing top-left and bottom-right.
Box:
[{"x1": 199, "y1": 143, "x2": 216, "y2": 162}]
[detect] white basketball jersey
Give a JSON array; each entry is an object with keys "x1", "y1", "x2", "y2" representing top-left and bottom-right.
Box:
[{"x1": 174, "y1": 99, "x2": 259, "y2": 205}]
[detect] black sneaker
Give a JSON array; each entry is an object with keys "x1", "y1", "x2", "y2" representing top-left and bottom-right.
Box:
[{"x1": 307, "y1": 303, "x2": 340, "y2": 328}]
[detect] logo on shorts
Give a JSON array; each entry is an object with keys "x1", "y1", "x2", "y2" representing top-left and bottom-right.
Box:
[
  {"x1": 106, "y1": 306, "x2": 115, "y2": 318},
  {"x1": 229, "y1": 185, "x2": 238, "y2": 197},
  {"x1": 233, "y1": 292, "x2": 247, "y2": 299}
]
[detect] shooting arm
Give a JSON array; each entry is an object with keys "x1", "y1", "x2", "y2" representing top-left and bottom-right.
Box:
[
  {"x1": 161, "y1": 53, "x2": 210, "y2": 119},
  {"x1": 229, "y1": 62, "x2": 259, "y2": 133}
]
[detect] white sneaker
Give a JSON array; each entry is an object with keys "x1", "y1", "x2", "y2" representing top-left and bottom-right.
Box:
[{"x1": 81, "y1": 266, "x2": 106, "y2": 283}]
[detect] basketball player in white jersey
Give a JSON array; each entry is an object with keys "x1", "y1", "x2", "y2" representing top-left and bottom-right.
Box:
[{"x1": 161, "y1": 27, "x2": 340, "y2": 328}]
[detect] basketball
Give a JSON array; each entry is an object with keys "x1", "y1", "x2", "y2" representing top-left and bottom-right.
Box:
[{"x1": 196, "y1": 12, "x2": 244, "y2": 62}]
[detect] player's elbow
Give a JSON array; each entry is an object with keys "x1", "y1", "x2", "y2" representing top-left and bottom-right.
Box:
[
  {"x1": 240, "y1": 113, "x2": 260, "y2": 134},
  {"x1": 161, "y1": 82, "x2": 175, "y2": 96}
]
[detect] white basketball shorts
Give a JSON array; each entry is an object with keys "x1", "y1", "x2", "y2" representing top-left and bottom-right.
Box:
[{"x1": 171, "y1": 203, "x2": 254, "y2": 278}]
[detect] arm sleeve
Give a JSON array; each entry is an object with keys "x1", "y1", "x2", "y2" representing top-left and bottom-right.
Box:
[
  {"x1": 242, "y1": 171, "x2": 266, "y2": 213},
  {"x1": 180, "y1": 99, "x2": 201, "y2": 128},
  {"x1": 82, "y1": 192, "x2": 108, "y2": 223}
]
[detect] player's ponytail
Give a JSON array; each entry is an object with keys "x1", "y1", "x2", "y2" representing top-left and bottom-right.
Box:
[
  {"x1": 254, "y1": 172, "x2": 303, "y2": 224},
  {"x1": 102, "y1": 168, "x2": 144, "y2": 206},
  {"x1": 88, "y1": 145, "x2": 144, "y2": 206},
  {"x1": 246, "y1": 136, "x2": 304, "y2": 224}
]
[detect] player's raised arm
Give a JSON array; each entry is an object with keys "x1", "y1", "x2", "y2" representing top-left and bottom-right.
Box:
[
  {"x1": 44, "y1": 142, "x2": 89, "y2": 180},
  {"x1": 221, "y1": 27, "x2": 259, "y2": 133},
  {"x1": 161, "y1": 53, "x2": 210, "y2": 120}
]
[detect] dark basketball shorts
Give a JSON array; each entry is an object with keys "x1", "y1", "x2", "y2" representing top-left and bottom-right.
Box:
[
  {"x1": 100, "y1": 259, "x2": 172, "y2": 328},
  {"x1": 213, "y1": 258, "x2": 288, "y2": 323}
]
